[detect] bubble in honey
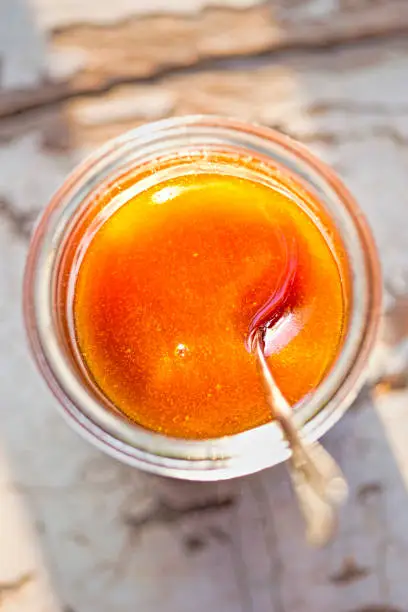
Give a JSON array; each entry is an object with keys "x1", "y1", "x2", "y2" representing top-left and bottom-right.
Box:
[{"x1": 174, "y1": 343, "x2": 189, "y2": 358}]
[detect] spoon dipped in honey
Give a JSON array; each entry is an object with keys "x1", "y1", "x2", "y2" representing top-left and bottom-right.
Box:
[
  {"x1": 247, "y1": 231, "x2": 348, "y2": 546},
  {"x1": 253, "y1": 328, "x2": 348, "y2": 546}
]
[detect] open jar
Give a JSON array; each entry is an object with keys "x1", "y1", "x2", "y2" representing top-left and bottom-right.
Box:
[{"x1": 23, "y1": 115, "x2": 381, "y2": 480}]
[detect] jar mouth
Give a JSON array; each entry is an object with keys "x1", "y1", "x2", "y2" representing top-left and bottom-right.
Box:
[{"x1": 23, "y1": 115, "x2": 382, "y2": 480}]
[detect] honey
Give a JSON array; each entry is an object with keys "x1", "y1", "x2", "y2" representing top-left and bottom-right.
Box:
[{"x1": 73, "y1": 166, "x2": 345, "y2": 439}]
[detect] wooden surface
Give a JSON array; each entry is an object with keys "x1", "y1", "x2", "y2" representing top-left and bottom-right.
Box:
[{"x1": 1, "y1": 1, "x2": 408, "y2": 610}]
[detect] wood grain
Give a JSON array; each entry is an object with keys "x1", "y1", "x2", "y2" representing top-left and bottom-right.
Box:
[{"x1": 1, "y1": 0, "x2": 408, "y2": 611}]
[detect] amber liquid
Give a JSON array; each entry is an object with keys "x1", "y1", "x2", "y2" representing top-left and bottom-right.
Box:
[{"x1": 73, "y1": 169, "x2": 345, "y2": 439}]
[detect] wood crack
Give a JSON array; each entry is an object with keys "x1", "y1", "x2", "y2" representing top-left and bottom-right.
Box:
[
  {"x1": 0, "y1": 573, "x2": 33, "y2": 603},
  {"x1": 0, "y1": 27, "x2": 408, "y2": 120},
  {"x1": 0, "y1": 198, "x2": 39, "y2": 240},
  {"x1": 251, "y1": 476, "x2": 286, "y2": 612},
  {"x1": 308, "y1": 101, "x2": 408, "y2": 117},
  {"x1": 123, "y1": 496, "x2": 235, "y2": 532},
  {"x1": 330, "y1": 556, "x2": 370, "y2": 585}
]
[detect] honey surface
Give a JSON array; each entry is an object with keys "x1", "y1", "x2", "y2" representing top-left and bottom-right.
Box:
[{"x1": 74, "y1": 172, "x2": 345, "y2": 439}]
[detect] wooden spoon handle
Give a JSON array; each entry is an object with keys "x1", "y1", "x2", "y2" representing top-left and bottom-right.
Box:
[
  {"x1": 288, "y1": 461, "x2": 339, "y2": 546},
  {"x1": 290, "y1": 437, "x2": 348, "y2": 505}
]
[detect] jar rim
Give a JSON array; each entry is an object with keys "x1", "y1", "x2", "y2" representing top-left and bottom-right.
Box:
[{"x1": 23, "y1": 115, "x2": 382, "y2": 480}]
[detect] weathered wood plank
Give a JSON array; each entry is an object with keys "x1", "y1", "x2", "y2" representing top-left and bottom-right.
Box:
[
  {"x1": 256, "y1": 395, "x2": 408, "y2": 611},
  {"x1": 47, "y1": 1, "x2": 408, "y2": 89},
  {"x1": 55, "y1": 40, "x2": 408, "y2": 282},
  {"x1": 1, "y1": 1, "x2": 408, "y2": 612},
  {"x1": 1, "y1": 1, "x2": 408, "y2": 115}
]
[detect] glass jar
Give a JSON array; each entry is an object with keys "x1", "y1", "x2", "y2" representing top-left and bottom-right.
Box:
[{"x1": 23, "y1": 115, "x2": 381, "y2": 480}]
